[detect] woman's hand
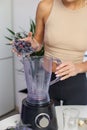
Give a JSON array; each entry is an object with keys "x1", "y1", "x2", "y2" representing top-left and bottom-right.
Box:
[
  {"x1": 55, "y1": 61, "x2": 81, "y2": 80},
  {"x1": 12, "y1": 32, "x2": 41, "y2": 56}
]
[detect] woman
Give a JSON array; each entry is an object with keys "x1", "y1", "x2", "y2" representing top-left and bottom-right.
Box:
[{"x1": 19, "y1": 0, "x2": 87, "y2": 105}]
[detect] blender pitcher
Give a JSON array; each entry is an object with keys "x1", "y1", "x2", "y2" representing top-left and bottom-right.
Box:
[
  {"x1": 21, "y1": 55, "x2": 59, "y2": 130},
  {"x1": 23, "y1": 55, "x2": 53, "y2": 105}
]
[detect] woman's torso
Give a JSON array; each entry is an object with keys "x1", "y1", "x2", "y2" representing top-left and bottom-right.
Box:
[{"x1": 43, "y1": 0, "x2": 87, "y2": 63}]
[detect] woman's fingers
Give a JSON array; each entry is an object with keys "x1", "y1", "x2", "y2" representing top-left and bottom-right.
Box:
[{"x1": 28, "y1": 32, "x2": 32, "y2": 37}]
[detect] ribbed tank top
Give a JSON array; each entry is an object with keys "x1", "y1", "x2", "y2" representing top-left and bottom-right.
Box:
[{"x1": 44, "y1": 0, "x2": 87, "y2": 63}]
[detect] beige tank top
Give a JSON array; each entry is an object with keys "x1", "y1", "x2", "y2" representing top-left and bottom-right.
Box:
[{"x1": 44, "y1": 0, "x2": 87, "y2": 63}]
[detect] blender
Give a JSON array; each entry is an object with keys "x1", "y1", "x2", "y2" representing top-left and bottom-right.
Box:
[{"x1": 21, "y1": 55, "x2": 58, "y2": 130}]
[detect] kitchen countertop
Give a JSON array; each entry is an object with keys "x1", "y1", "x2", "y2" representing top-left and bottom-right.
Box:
[
  {"x1": 0, "y1": 105, "x2": 87, "y2": 130},
  {"x1": 56, "y1": 105, "x2": 87, "y2": 130}
]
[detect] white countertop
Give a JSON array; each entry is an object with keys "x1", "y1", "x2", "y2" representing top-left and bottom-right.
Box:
[
  {"x1": 56, "y1": 105, "x2": 87, "y2": 130},
  {"x1": 0, "y1": 105, "x2": 87, "y2": 130}
]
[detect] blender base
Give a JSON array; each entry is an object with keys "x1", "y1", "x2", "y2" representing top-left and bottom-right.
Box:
[{"x1": 21, "y1": 98, "x2": 58, "y2": 130}]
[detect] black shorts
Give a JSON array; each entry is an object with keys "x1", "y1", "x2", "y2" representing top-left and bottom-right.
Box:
[{"x1": 49, "y1": 73, "x2": 87, "y2": 105}]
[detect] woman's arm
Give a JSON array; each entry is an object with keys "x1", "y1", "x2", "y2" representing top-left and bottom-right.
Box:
[{"x1": 77, "y1": 61, "x2": 87, "y2": 74}]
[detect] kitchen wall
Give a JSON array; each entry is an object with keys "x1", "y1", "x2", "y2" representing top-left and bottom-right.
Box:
[
  {"x1": 0, "y1": 0, "x2": 15, "y2": 116},
  {"x1": 13, "y1": 0, "x2": 39, "y2": 32},
  {"x1": 12, "y1": 0, "x2": 40, "y2": 109}
]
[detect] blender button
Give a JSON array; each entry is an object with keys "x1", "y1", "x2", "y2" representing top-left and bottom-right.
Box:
[
  {"x1": 39, "y1": 116, "x2": 49, "y2": 128},
  {"x1": 35, "y1": 113, "x2": 50, "y2": 128}
]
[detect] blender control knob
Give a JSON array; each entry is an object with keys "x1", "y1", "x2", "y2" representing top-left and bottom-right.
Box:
[{"x1": 35, "y1": 113, "x2": 50, "y2": 128}]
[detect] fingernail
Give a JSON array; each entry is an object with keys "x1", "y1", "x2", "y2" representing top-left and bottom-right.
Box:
[{"x1": 55, "y1": 74, "x2": 59, "y2": 77}]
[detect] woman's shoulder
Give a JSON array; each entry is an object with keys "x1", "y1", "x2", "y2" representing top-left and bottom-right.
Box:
[
  {"x1": 39, "y1": 0, "x2": 53, "y2": 5},
  {"x1": 37, "y1": 0, "x2": 53, "y2": 11},
  {"x1": 36, "y1": 0, "x2": 53, "y2": 21}
]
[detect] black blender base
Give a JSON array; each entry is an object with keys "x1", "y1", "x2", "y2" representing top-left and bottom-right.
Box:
[{"x1": 21, "y1": 98, "x2": 58, "y2": 130}]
